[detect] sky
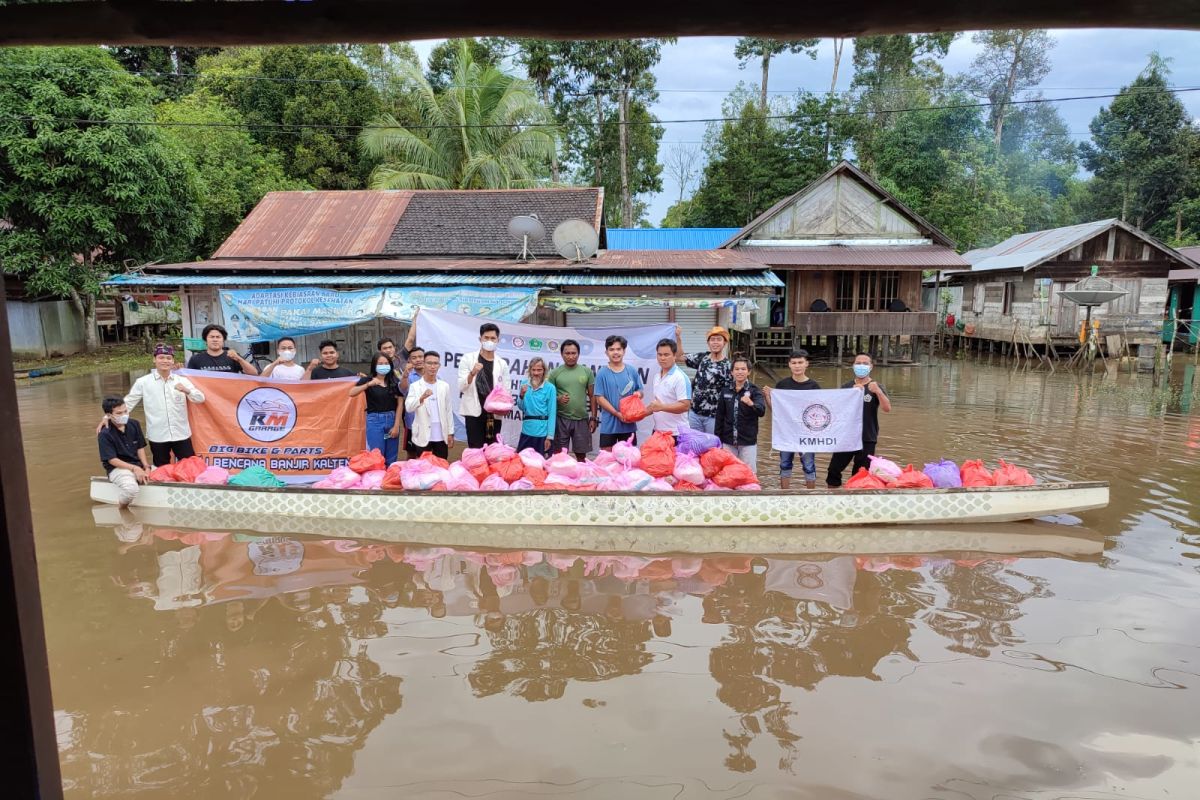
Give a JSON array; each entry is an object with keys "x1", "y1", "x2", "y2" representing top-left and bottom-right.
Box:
[{"x1": 411, "y1": 30, "x2": 1200, "y2": 226}]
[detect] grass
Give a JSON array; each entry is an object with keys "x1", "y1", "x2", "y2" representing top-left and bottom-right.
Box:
[{"x1": 13, "y1": 340, "x2": 175, "y2": 382}]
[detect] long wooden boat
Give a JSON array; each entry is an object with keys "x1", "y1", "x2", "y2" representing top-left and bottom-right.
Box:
[
  {"x1": 91, "y1": 503, "x2": 1106, "y2": 558},
  {"x1": 90, "y1": 477, "x2": 1108, "y2": 531}
]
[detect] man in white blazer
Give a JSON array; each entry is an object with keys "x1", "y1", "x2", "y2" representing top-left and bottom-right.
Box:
[
  {"x1": 406, "y1": 350, "x2": 455, "y2": 459},
  {"x1": 456, "y1": 322, "x2": 509, "y2": 448}
]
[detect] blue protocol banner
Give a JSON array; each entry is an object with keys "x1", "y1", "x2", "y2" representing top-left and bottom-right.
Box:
[{"x1": 217, "y1": 286, "x2": 541, "y2": 343}]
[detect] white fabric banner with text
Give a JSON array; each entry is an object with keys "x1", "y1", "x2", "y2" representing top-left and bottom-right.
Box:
[
  {"x1": 769, "y1": 388, "x2": 864, "y2": 453},
  {"x1": 417, "y1": 308, "x2": 675, "y2": 449}
]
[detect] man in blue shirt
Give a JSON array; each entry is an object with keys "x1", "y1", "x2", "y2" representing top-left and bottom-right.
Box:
[{"x1": 592, "y1": 334, "x2": 644, "y2": 450}]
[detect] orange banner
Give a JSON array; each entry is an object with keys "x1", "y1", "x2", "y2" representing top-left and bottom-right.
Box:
[{"x1": 180, "y1": 370, "x2": 366, "y2": 477}]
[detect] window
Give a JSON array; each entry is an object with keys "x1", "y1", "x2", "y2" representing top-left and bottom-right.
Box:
[
  {"x1": 1002, "y1": 282, "x2": 1015, "y2": 316},
  {"x1": 879, "y1": 271, "x2": 900, "y2": 310},
  {"x1": 971, "y1": 284, "x2": 985, "y2": 313},
  {"x1": 835, "y1": 272, "x2": 856, "y2": 311},
  {"x1": 857, "y1": 271, "x2": 878, "y2": 310}
]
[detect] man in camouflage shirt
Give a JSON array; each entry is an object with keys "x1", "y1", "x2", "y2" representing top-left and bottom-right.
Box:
[{"x1": 675, "y1": 325, "x2": 732, "y2": 434}]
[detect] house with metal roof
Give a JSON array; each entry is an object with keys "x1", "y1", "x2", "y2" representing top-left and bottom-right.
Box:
[
  {"x1": 1167, "y1": 245, "x2": 1200, "y2": 348},
  {"x1": 952, "y1": 218, "x2": 1196, "y2": 351},
  {"x1": 107, "y1": 188, "x2": 781, "y2": 363},
  {"x1": 720, "y1": 160, "x2": 969, "y2": 361}
]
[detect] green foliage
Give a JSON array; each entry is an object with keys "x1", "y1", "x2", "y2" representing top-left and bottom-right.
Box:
[
  {"x1": 961, "y1": 30, "x2": 1053, "y2": 147},
  {"x1": 156, "y1": 92, "x2": 308, "y2": 257},
  {"x1": 661, "y1": 198, "x2": 694, "y2": 227},
  {"x1": 359, "y1": 42, "x2": 556, "y2": 190},
  {"x1": 426, "y1": 38, "x2": 511, "y2": 91},
  {"x1": 108, "y1": 46, "x2": 221, "y2": 100},
  {"x1": 198, "y1": 46, "x2": 382, "y2": 189},
  {"x1": 0, "y1": 47, "x2": 201, "y2": 347},
  {"x1": 734, "y1": 37, "x2": 819, "y2": 109}
]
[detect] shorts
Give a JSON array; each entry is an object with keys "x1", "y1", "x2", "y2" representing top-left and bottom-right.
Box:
[
  {"x1": 599, "y1": 432, "x2": 637, "y2": 449},
  {"x1": 554, "y1": 417, "x2": 591, "y2": 454}
]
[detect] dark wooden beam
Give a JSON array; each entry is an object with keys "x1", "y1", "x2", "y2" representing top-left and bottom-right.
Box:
[{"x1": 1, "y1": 0, "x2": 1198, "y2": 46}]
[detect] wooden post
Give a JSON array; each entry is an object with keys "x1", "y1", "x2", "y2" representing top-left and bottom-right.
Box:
[
  {"x1": 836, "y1": 336, "x2": 844, "y2": 364},
  {"x1": 881, "y1": 336, "x2": 890, "y2": 364}
]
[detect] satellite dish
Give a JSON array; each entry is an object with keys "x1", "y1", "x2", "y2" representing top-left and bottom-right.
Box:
[
  {"x1": 553, "y1": 219, "x2": 600, "y2": 262},
  {"x1": 508, "y1": 215, "x2": 545, "y2": 262}
]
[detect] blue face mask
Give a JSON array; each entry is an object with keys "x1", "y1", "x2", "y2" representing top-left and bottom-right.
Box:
[
  {"x1": 375, "y1": 364, "x2": 392, "y2": 376},
  {"x1": 853, "y1": 364, "x2": 872, "y2": 379}
]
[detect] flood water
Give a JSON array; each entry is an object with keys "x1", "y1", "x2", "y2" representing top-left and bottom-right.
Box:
[{"x1": 22, "y1": 359, "x2": 1200, "y2": 799}]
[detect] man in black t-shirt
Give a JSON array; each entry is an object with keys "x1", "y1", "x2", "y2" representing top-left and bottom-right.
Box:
[
  {"x1": 826, "y1": 352, "x2": 892, "y2": 487},
  {"x1": 186, "y1": 324, "x2": 259, "y2": 375},
  {"x1": 305, "y1": 339, "x2": 355, "y2": 380},
  {"x1": 97, "y1": 396, "x2": 151, "y2": 508},
  {"x1": 764, "y1": 350, "x2": 821, "y2": 489}
]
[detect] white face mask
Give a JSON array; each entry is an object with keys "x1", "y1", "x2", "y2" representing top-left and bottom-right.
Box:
[
  {"x1": 278, "y1": 349, "x2": 296, "y2": 361},
  {"x1": 480, "y1": 341, "x2": 498, "y2": 352},
  {"x1": 111, "y1": 414, "x2": 130, "y2": 425}
]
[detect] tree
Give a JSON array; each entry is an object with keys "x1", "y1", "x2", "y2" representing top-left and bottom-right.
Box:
[
  {"x1": 963, "y1": 30, "x2": 1054, "y2": 150},
  {"x1": 359, "y1": 41, "x2": 556, "y2": 189},
  {"x1": 197, "y1": 46, "x2": 382, "y2": 189},
  {"x1": 734, "y1": 38, "x2": 819, "y2": 111},
  {"x1": 426, "y1": 38, "x2": 511, "y2": 91},
  {"x1": 1080, "y1": 54, "x2": 1194, "y2": 228},
  {"x1": 512, "y1": 39, "x2": 574, "y2": 183},
  {"x1": 108, "y1": 45, "x2": 221, "y2": 100},
  {"x1": 664, "y1": 144, "x2": 702, "y2": 203},
  {"x1": 0, "y1": 47, "x2": 200, "y2": 350},
  {"x1": 661, "y1": 198, "x2": 695, "y2": 227},
  {"x1": 157, "y1": 91, "x2": 307, "y2": 257}
]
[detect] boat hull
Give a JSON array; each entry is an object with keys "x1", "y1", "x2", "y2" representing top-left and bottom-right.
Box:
[{"x1": 90, "y1": 477, "x2": 1109, "y2": 529}]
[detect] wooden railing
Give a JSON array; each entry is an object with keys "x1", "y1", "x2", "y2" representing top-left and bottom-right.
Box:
[{"x1": 792, "y1": 311, "x2": 937, "y2": 336}]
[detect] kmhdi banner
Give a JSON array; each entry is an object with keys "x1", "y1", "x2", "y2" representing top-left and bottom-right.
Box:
[
  {"x1": 180, "y1": 369, "x2": 366, "y2": 479},
  {"x1": 769, "y1": 388, "x2": 863, "y2": 453},
  {"x1": 416, "y1": 308, "x2": 674, "y2": 448}
]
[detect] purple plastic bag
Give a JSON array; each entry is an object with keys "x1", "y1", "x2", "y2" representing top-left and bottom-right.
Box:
[
  {"x1": 922, "y1": 459, "x2": 962, "y2": 488},
  {"x1": 677, "y1": 427, "x2": 721, "y2": 456}
]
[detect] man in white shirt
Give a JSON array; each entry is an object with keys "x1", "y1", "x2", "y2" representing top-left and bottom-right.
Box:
[
  {"x1": 646, "y1": 338, "x2": 692, "y2": 436},
  {"x1": 123, "y1": 343, "x2": 206, "y2": 465},
  {"x1": 260, "y1": 336, "x2": 306, "y2": 380},
  {"x1": 405, "y1": 350, "x2": 455, "y2": 459}
]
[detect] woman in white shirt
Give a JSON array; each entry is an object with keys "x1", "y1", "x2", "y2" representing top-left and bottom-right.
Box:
[{"x1": 405, "y1": 350, "x2": 455, "y2": 459}]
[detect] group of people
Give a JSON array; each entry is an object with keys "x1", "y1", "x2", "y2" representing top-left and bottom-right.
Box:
[{"x1": 98, "y1": 316, "x2": 891, "y2": 506}]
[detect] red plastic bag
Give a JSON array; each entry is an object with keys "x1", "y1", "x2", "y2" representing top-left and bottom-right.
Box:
[
  {"x1": 148, "y1": 464, "x2": 178, "y2": 482},
  {"x1": 993, "y1": 459, "x2": 1035, "y2": 486},
  {"x1": 892, "y1": 464, "x2": 935, "y2": 489},
  {"x1": 349, "y1": 449, "x2": 386, "y2": 474},
  {"x1": 713, "y1": 461, "x2": 756, "y2": 489},
  {"x1": 673, "y1": 480, "x2": 702, "y2": 492},
  {"x1": 640, "y1": 431, "x2": 676, "y2": 478},
  {"x1": 524, "y1": 466, "x2": 547, "y2": 487},
  {"x1": 845, "y1": 467, "x2": 887, "y2": 489},
  {"x1": 960, "y1": 459, "x2": 995, "y2": 487},
  {"x1": 700, "y1": 447, "x2": 738, "y2": 479},
  {"x1": 173, "y1": 456, "x2": 207, "y2": 483},
  {"x1": 619, "y1": 393, "x2": 648, "y2": 423},
  {"x1": 491, "y1": 457, "x2": 525, "y2": 483},
  {"x1": 419, "y1": 451, "x2": 450, "y2": 470},
  {"x1": 381, "y1": 462, "x2": 404, "y2": 491}
]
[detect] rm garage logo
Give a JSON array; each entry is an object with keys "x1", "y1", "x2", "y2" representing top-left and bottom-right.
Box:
[{"x1": 237, "y1": 388, "x2": 297, "y2": 442}]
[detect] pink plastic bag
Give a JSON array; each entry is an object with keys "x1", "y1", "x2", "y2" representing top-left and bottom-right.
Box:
[
  {"x1": 518, "y1": 448, "x2": 547, "y2": 471},
  {"x1": 701, "y1": 480, "x2": 732, "y2": 492},
  {"x1": 358, "y1": 469, "x2": 386, "y2": 490},
  {"x1": 646, "y1": 478, "x2": 675, "y2": 491},
  {"x1": 444, "y1": 463, "x2": 481, "y2": 491},
  {"x1": 736, "y1": 483, "x2": 762, "y2": 491},
  {"x1": 544, "y1": 473, "x2": 577, "y2": 488},
  {"x1": 508, "y1": 477, "x2": 536, "y2": 491},
  {"x1": 484, "y1": 442, "x2": 517, "y2": 464},
  {"x1": 483, "y1": 385, "x2": 515, "y2": 414},
  {"x1": 546, "y1": 451, "x2": 581, "y2": 478},
  {"x1": 624, "y1": 469, "x2": 654, "y2": 490},
  {"x1": 327, "y1": 466, "x2": 361, "y2": 489},
  {"x1": 596, "y1": 474, "x2": 634, "y2": 491},
  {"x1": 575, "y1": 461, "x2": 609, "y2": 485},
  {"x1": 311, "y1": 478, "x2": 335, "y2": 489},
  {"x1": 400, "y1": 460, "x2": 447, "y2": 491},
  {"x1": 868, "y1": 455, "x2": 902, "y2": 481},
  {"x1": 194, "y1": 466, "x2": 230, "y2": 485},
  {"x1": 462, "y1": 447, "x2": 489, "y2": 471},
  {"x1": 673, "y1": 453, "x2": 705, "y2": 486},
  {"x1": 480, "y1": 474, "x2": 510, "y2": 491},
  {"x1": 593, "y1": 450, "x2": 618, "y2": 468},
  {"x1": 612, "y1": 439, "x2": 641, "y2": 468}
]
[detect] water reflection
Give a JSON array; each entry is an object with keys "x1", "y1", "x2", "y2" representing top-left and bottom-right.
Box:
[{"x1": 55, "y1": 520, "x2": 1110, "y2": 797}]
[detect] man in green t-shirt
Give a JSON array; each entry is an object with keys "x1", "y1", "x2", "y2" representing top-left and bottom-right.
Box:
[{"x1": 547, "y1": 339, "x2": 595, "y2": 461}]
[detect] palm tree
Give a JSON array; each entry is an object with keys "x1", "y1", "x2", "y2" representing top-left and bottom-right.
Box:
[{"x1": 360, "y1": 41, "x2": 557, "y2": 189}]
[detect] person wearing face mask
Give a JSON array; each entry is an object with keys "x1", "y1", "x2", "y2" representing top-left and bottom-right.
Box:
[
  {"x1": 260, "y1": 336, "x2": 306, "y2": 380},
  {"x1": 98, "y1": 397, "x2": 151, "y2": 508},
  {"x1": 349, "y1": 351, "x2": 403, "y2": 465},
  {"x1": 457, "y1": 322, "x2": 509, "y2": 448},
  {"x1": 826, "y1": 353, "x2": 892, "y2": 488}
]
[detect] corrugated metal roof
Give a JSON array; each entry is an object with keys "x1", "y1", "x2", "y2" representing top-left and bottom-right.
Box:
[
  {"x1": 738, "y1": 244, "x2": 967, "y2": 268},
  {"x1": 606, "y1": 228, "x2": 741, "y2": 250},
  {"x1": 1169, "y1": 268, "x2": 1200, "y2": 282},
  {"x1": 961, "y1": 219, "x2": 1129, "y2": 273},
  {"x1": 213, "y1": 191, "x2": 414, "y2": 259},
  {"x1": 105, "y1": 271, "x2": 784, "y2": 288},
  {"x1": 1177, "y1": 245, "x2": 1200, "y2": 266}
]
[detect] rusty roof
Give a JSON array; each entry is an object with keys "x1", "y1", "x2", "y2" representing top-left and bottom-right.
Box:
[
  {"x1": 213, "y1": 191, "x2": 414, "y2": 259},
  {"x1": 738, "y1": 244, "x2": 967, "y2": 269}
]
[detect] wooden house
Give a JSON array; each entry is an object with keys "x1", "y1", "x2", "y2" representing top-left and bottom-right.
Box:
[
  {"x1": 1168, "y1": 246, "x2": 1200, "y2": 348},
  {"x1": 722, "y1": 161, "x2": 968, "y2": 360},
  {"x1": 953, "y1": 219, "x2": 1196, "y2": 352}
]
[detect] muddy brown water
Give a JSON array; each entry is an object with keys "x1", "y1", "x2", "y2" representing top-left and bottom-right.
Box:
[{"x1": 21, "y1": 360, "x2": 1200, "y2": 799}]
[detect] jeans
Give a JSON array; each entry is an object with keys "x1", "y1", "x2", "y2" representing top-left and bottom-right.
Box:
[
  {"x1": 365, "y1": 411, "x2": 399, "y2": 466},
  {"x1": 688, "y1": 410, "x2": 716, "y2": 434},
  {"x1": 722, "y1": 443, "x2": 758, "y2": 474},
  {"x1": 779, "y1": 451, "x2": 817, "y2": 481}
]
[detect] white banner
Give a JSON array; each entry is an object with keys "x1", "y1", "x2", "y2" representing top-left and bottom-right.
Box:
[
  {"x1": 770, "y1": 388, "x2": 864, "y2": 453},
  {"x1": 417, "y1": 308, "x2": 674, "y2": 449}
]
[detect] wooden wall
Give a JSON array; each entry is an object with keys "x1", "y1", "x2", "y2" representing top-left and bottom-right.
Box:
[
  {"x1": 754, "y1": 173, "x2": 927, "y2": 241},
  {"x1": 787, "y1": 269, "x2": 924, "y2": 313}
]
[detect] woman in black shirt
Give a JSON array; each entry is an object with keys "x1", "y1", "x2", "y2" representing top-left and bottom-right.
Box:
[{"x1": 348, "y1": 351, "x2": 403, "y2": 465}]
